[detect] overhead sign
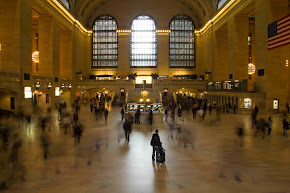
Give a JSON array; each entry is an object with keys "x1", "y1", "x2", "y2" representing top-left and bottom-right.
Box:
[
  {"x1": 273, "y1": 99, "x2": 279, "y2": 110},
  {"x1": 55, "y1": 87, "x2": 60, "y2": 96},
  {"x1": 24, "y1": 87, "x2": 32, "y2": 98}
]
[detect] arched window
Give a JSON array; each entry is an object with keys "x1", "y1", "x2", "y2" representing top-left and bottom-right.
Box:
[
  {"x1": 60, "y1": 0, "x2": 70, "y2": 10},
  {"x1": 169, "y1": 15, "x2": 195, "y2": 68},
  {"x1": 131, "y1": 15, "x2": 157, "y2": 68},
  {"x1": 92, "y1": 16, "x2": 118, "y2": 68},
  {"x1": 218, "y1": 0, "x2": 227, "y2": 9}
]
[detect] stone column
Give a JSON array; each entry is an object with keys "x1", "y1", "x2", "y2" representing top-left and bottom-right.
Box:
[
  {"x1": 59, "y1": 30, "x2": 73, "y2": 80},
  {"x1": 157, "y1": 31, "x2": 169, "y2": 76},
  {"x1": 118, "y1": 32, "x2": 130, "y2": 76},
  {"x1": 38, "y1": 16, "x2": 54, "y2": 77}
]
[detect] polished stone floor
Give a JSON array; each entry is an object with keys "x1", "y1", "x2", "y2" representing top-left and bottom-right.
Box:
[{"x1": 0, "y1": 107, "x2": 289, "y2": 193}]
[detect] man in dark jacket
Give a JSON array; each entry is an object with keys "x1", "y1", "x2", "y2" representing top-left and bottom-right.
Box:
[
  {"x1": 151, "y1": 130, "x2": 161, "y2": 161},
  {"x1": 123, "y1": 120, "x2": 132, "y2": 141}
]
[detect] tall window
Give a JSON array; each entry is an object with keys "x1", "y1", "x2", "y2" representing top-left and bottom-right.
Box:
[
  {"x1": 92, "y1": 16, "x2": 118, "y2": 68},
  {"x1": 169, "y1": 15, "x2": 195, "y2": 68},
  {"x1": 131, "y1": 15, "x2": 157, "y2": 68}
]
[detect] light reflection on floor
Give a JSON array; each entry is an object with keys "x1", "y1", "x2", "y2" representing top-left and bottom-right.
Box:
[{"x1": 0, "y1": 106, "x2": 289, "y2": 193}]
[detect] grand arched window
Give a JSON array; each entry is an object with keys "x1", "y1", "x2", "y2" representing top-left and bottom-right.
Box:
[
  {"x1": 92, "y1": 15, "x2": 118, "y2": 68},
  {"x1": 169, "y1": 15, "x2": 195, "y2": 68},
  {"x1": 131, "y1": 15, "x2": 157, "y2": 68}
]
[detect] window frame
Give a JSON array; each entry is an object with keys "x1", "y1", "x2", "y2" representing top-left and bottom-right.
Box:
[
  {"x1": 92, "y1": 15, "x2": 118, "y2": 69},
  {"x1": 130, "y1": 15, "x2": 157, "y2": 68},
  {"x1": 169, "y1": 15, "x2": 195, "y2": 68}
]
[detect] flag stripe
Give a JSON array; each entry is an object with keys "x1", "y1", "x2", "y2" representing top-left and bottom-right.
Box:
[
  {"x1": 269, "y1": 32, "x2": 290, "y2": 43},
  {"x1": 277, "y1": 21, "x2": 290, "y2": 30},
  {"x1": 268, "y1": 14, "x2": 290, "y2": 50},
  {"x1": 277, "y1": 25, "x2": 290, "y2": 34},
  {"x1": 278, "y1": 14, "x2": 290, "y2": 22},
  {"x1": 269, "y1": 36, "x2": 290, "y2": 46},
  {"x1": 268, "y1": 39, "x2": 290, "y2": 50},
  {"x1": 278, "y1": 18, "x2": 290, "y2": 26}
]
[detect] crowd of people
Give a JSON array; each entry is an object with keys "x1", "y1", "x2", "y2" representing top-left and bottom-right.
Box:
[{"x1": 0, "y1": 94, "x2": 289, "y2": 189}]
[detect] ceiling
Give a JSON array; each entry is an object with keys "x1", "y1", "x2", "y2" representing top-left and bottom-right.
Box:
[{"x1": 69, "y1": 0, "x2": 219, "y2": 29}]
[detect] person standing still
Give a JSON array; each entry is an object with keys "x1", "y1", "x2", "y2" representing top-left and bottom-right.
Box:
[
  {"x1": 121, "y1": 108, "x2": 125, "y2": 121},
  {"x1": 282, "y1": 118, "x2": 288, "y2": 137},
  {"x1": 150, "y1": 130, "x2": 161, "y2": 161},
  {"x1": 149, "y1": 110, "x2": 153, "y2": 125}
]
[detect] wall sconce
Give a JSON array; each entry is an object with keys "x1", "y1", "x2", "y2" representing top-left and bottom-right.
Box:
[{"x1": 48, "y1": 83, "x2": 52, "y2": 88}]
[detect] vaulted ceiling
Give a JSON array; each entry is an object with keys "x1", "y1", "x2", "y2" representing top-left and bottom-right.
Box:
[{"x1": 69, "y1": 0, "x2": 219, "y2": 29}]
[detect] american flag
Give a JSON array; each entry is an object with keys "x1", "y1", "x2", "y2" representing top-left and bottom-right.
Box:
[{"x1": 268, "y1": 14, "x2": 290, "y2": 50}]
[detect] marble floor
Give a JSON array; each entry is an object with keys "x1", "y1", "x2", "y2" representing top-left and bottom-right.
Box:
[{"x1": 0, "y1": 107, "x2": 289, "y2": 193}]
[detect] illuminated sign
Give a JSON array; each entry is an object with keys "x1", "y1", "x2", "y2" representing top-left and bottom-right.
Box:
[
  {"x1": 243, "y1": 98, "x2": 251, "y2": 109},
  {"x1": 273, "y1": 99, "x2": 279, "y2": 110},
  {"x1": 24, "y1": 87, "x2": 32, "y2": 98},
  {"x1": 135, "y1": 76, "x2": 152, "y2": 84},
  {"x1": 55, "y1": 87, "x2": 60, "y2": 96}
]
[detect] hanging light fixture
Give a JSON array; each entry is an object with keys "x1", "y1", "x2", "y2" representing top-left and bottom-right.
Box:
[
  {"x1": 32, "y1": 16, "x2": 39, "y2": 70},
  {"x1": 248, "y1": 32, "x2": 255, "y2": 75}
]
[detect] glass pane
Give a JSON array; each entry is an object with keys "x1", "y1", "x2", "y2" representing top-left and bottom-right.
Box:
[
  {"x1": 169, "y1": 15, "x2": 195, "y2": 68},
  {"x1": 130, "y1": 15, "x2": 157, "y2": 67},
  {"x1": 92, "y1": 16, "x2": 118, "y2": 68}
]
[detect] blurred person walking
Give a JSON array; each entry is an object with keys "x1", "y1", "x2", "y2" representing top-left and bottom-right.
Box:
[
  {"x1": 73, "y1": 121, "x2": 83, "y2": 144},
  {"x1": 209, "y1": 104, "x2": 213, "y2": 115},
  {"x1": 135, "y1": 109, "x2": 141, "y2": 124},
  {"x1": 255, "y1": 118, "x2": 266, "y2": 139},
  {"x1": 123, "y1": 119, "x2": 132, "y2": 142},
  {"x1": 73, "y1": 111, "x2": 79, "y2": 123},
  {"x1": 192, "y1": 104, "x2": 197, "y2": 119},
  {"x1": 9, "y1": 134, "x2": 22, "y2": 166},
  {"x1": 0, "y1": 126, "x2": 9, "y2": 151},
  {"x1": 63, "y1": 112, "x2": 71, "y2": 134},
  {"x1": 104, "y1": 109, "x2": 109, "y2": 122},
  {"x1": 90, "y1": 103, "x2": 94, "y2": 113},
  {"x1": 25, "y1": 115, "x2": 31, "y2": 132},
  {"x1": 41, "y1": 117, "x2": 47, "y2": 132},
  {"x1": 198, "y1": 108, "x2": 204, "y2": 122},
  {"x1": 282, "y1": 118, "x2": 288, "y2": 137},
  {"x1": 177, "y1": 107, "x2": 182, "y2": 118},
  {"x1": 216, "y1": 106, "x2": 221, "y2": 122},
  {"x1": 251, "y1": 109, "x2": 257, "y2": 128},
  {"x1": 267, "y1": 117, "x2": 272, "y2": 136},
  {"x1": 171, "y1": 108, "x2": 175, "y2": 122},
  {"x1": 164, "y1": 108, "x2": 168, "y2": 122},
  {"x1": 40, "y1": 133, "x2": 50, "y2": 159}
]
